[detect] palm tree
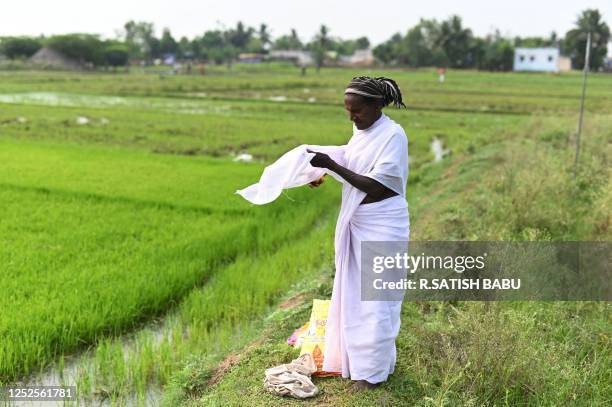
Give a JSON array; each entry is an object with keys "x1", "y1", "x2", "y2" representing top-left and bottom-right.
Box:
[
  {"x1": 316, "y1": 25, "x2": 330, "y2": 48},
  {"x1": 258, "y1": 24, "x2": 271, "y2": 49},
  {"x1": 313, "y1": 25, "x2": 330, "y2": 72},
  {"x1": 565, "y1": 9, "x2": 610, "y2": 70},
  {"x1": 291, "y1": 29, "x2": 300, "y2": 44},
  {"x1": 436, "y1": 15, "x2": 472, "y2": 68}
]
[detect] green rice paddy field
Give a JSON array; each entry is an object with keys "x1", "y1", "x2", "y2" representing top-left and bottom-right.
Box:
[{"x1": 0, "y1": 66, "x2": 610, "y2": 406}]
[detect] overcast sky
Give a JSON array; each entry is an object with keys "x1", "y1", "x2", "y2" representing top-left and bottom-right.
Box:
[{"x1": 2, "y1": 0, "x2": 611, "y2": 46}]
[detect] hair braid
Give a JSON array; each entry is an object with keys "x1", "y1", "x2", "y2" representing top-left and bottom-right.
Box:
[{"x1": 345, "y1": 75, "x2": 406, "y2": 109}]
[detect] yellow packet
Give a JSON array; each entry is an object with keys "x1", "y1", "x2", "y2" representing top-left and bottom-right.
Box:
[{"x1": 299, "y1": 299, "x2": 339, "y2": 376}]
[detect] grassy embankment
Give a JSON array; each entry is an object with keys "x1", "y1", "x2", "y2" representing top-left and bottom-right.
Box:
[{"x1": 174, "y1": 114, "x2": 611, "y2": 406}]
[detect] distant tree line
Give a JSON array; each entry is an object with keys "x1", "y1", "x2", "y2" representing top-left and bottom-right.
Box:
[
  {"x1": 0, "y1": 8, "x2": 608, "y2": 71},
  {"x1": 374, "y1": 10, "x2": 609, "y2": 71},
  {"x1": 0, "y1": 34, "x2": 129, "y2": 68}
]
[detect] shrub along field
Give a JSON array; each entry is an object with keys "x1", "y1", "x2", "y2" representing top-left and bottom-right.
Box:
[{"x1": 0, "y1": 66, "x2": 610, "y2": 405}]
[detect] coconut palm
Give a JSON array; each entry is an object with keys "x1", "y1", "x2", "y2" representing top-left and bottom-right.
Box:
[{"x1": 565, "y1": 9, "x2": 610, "y2": 70}]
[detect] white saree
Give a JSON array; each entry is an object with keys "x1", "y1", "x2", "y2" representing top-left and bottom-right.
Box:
[{"x1": 236, "y1": 113, "x2": 409, "y2": 383}]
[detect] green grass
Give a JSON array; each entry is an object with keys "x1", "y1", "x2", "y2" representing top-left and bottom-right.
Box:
[
  {"x1": 72, "y1": 207, "x2": 337, "y2": 405},
  {"x1": 1, "y1": 68, "x2": 611, "y2": 114},
  {"x1": 0, "y1": 138, "x2": 339, "y2": 384},
  {"x1": 0, "y1": 90, "x2": 531, "y2": 163},
  {"x1": 177, "y1": 293, "x2": 610, "y2": 406},
  {"x1": 409, "y1": 113, "x2": 612, "y2": 241}
]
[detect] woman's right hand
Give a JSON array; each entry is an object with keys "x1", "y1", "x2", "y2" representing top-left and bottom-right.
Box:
[
  {"x1": 308, "y1": 175, "x2": 326, "y2": 188},
  {"x1": 306, "y1": 149, "x2": 335, "y2": 169}
]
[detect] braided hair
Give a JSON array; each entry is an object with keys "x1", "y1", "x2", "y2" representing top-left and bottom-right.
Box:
[{"x1": 345, "y1": 76, "x2": 406, "y2": 109}]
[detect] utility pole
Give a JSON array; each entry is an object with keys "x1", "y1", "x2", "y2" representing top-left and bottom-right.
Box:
[{"x1": 573, "y1": 32, "x2": 591, "y2": 179}]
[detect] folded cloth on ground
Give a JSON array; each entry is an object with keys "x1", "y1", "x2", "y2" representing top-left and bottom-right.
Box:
[{"x1": 263, "y1": 353, "x2": 319, "y2": 399}]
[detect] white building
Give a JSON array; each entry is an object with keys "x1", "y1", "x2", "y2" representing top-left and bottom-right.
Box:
[
  {"x1": 338, "y1": 49, "x2": 375, "y2": 67},
  {"x1": 268, "y1": 50, "x2": 314, "y2": 67},
  {"x1": 513, "y1": 47, "x2": 570, "y2": 73}
]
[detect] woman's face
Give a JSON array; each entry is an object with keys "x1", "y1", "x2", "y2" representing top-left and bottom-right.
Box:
[{"x1": 344, "y1": 93, "x2": 382, "y2": 130}]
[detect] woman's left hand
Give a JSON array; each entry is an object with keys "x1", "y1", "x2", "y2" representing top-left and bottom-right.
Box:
[
  {"x1": 308, "y1": 175, "x2": 326, "y2": 188},
  {"x1": 307, "y1": 149, "x2": 335, "y2": 169}
]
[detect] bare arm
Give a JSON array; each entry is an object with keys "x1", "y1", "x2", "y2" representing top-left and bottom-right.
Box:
[{"x1": 307, "y1": 149, "x2": 393, "y2": 199}]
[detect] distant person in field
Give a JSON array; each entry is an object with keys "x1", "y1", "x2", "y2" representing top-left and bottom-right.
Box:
[
  {"x1": 438, "y1": 67, "x2": 446, "y2": 83},
  {"x1": 307, "y1": 76, "x2": 409, "y2": 390}
]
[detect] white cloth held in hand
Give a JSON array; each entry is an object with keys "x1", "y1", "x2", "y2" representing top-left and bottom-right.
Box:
[{"x1": 235, "y1": 144, "x2": 347, "y2": 205}]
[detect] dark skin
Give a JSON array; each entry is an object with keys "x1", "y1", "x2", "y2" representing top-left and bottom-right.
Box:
[{"x1": 307, "y1": 93, "x2": 399, "y2": 205}]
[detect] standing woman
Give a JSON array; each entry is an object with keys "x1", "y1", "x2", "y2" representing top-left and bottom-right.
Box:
[{"x1": 307, "y1": 76, "x2": 409, "y2": 390}]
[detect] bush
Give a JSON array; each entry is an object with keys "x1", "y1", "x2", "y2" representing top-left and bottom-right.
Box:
[
  {"x1": 0, "y1": 37, "x2": 42, "y2": 59},
  {"x1": 46, "y1": 34, "x2": 105, "y2": 66},
  {"x1": 104, "y1": 42, "x2": 129, "y2": 68}
]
